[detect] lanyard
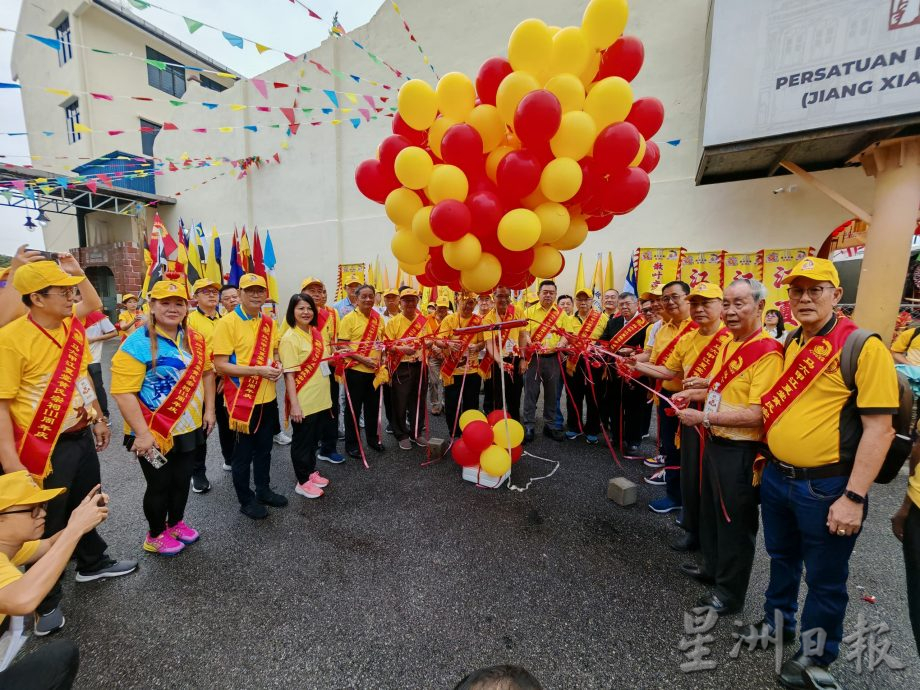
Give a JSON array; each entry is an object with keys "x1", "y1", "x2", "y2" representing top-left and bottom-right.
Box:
[{"x1": 28, "y1": 315, "x2": 65, "y2": 349}]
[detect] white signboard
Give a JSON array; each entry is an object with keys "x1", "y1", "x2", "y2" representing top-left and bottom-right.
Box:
[{"x1": 703, "y1": 0, "x2": 920, "y2": 147}]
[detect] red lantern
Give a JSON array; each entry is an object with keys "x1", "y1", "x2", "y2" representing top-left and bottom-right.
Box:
[
  {"x1": 496, "y1": 150, "x2": 542, "y2": 201},
  {"x1": 441, "y1": 124, "x2": 485, "y2": 175},
  {"x1": 451, "y1": 439, "x2": 479, "y2": 467},
  {"x1": 638, "y1": 140, "x2": 660, "y2": 174},
  {"x1": 476, "y1": 57, "x2": 513, "y2": 106},
  {"x1": 463, "y1": 420, "x2": 494, "y2": 453},
  {"x1": 392, "y1": 112, "x2": 427, "y2": 146},
  {"x1": 596, "y1": 36, "x2": 645, "y2": 83},
  {"x1": 625, "y1": 97, "x2": 665, "y2": 140},
  {"x1": 513, "y1": 90, "x2": 562, "y2": 146},
  {"x1": 355, "y1": 159, "x2": 398, "y2": 204},
  {"x1": 593, "y1": 122, "x2": 641, "y2": 174},
  {"x1": 430, "y1": 199, "x2": 472, "y2": 242}
]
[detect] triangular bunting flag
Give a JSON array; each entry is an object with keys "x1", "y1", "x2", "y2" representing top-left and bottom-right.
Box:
[
  {"x1": 222, "y1": 32, "x2": 244, "y2": 49},
  {"x1": 183, "y1": 17, "x2": 203, "y2": 33},
  {"x1": 251, "y1": 78, "x2": 268, "y2": 99}
]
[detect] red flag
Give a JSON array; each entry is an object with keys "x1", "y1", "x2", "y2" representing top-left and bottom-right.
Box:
[
  {"x1": 252, "y1": 229, "x2": 266, "y2": 279},
  {"x1": 159, "y1": 229, "x2": 178, "y2": 259}
]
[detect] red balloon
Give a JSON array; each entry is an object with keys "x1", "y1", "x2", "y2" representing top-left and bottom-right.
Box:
[
  {"x1": 593, "y1": 123, "x2": 641, "y2": 174},
  {"x1": 463, "y1": 420, "x2": 494, "y2": 453},
  {"x1": 429, "y1": 247, "x2": 459, "y2": 284},
  {"x1": 430, "y1": 199, "x2": 472, "y2": 242},
  {"x1": 451, "y1": 438, "x2": 479, "y2": 467},
  {"x1": 602, "y1": 167, "x2": 651, "y2": 214},
  {"x1": 466, "y1": 189, "x2": 504, "y2": 237},
  {"x1": 392, "y1": 112, "x2": 428, "y2": 146},
  {"x1": 448, "y1": 279, "x2": 463, "y2": 292},
  {"x1": 510, "y1": 445, "x2": 523, "y2": 463},
  {"x1": 486, "y1": 409, "x2": 510, "y2": 424},
  {"x1": 379, "y1": 134, "x2": 412, "y2": 171},
  {"x1": 355, "y1": 159, "x2": 398, "y2": 204},
  {"x1": 596, "y1": 36, "x2": 645, "y2": 82},
  {"x1": 568, "y1": 156, "x2": 602, "y2": 208},
  {"x1": 496, "y1": 150, "x2": 542, "y2": 200},
  {"x1": 476, "y1": 57, "x2": 513, "y2": 106},
  {"x1": 625, "y1": 97, "x2": 665, "y2": 140},
  {"x1": 513, "y1": 90, "x2": 562, "y2": 146},
  {"x1": 586, "y1": 213, "x2": 614, "y2": 231},
  {"x1": 497, "y1": 247, "x2": 535, "y2": 274},
  {"x1": 638, "y1": 140, "x2": 660, "y2": 174},
  {"x1": 423, "y1": 262, "x2": 440, "y2": 287},
  {"x1": 416, "y1": 271, "x2": 435, "y2": 287},
  {"x1": 502, "y1": 271, "x2": 532, "y2": 291},
  {"x1": 441, "y1": 124, "x2": 485, "y2": 175}
]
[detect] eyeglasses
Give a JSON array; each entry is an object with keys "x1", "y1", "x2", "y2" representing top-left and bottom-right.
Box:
[
  {"x1": 38, "y1": 287, "x2": 75, "y2": 299},
  {"x1": 1, "y1": 503, "x2": 47, "y2": 517},
  {"x1": 640, "y1": 308, "x2": 654, "y2": 314},
  {"x1": 787, "y1": 285, "x2": 835, "y2": 301},
  {"x1": 660, "y1": 294, "x2": 684, "y2": 303}
]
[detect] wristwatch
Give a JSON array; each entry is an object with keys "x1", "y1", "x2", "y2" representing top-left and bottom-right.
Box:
[
  {"x1": 702, "y1": 412, "x2": 711, "y2": 430},
  {"x1": 844, "y1": 489, "x2": 866, "y2": 505}
]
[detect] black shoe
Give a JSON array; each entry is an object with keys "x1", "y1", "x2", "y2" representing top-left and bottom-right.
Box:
[
  {"x1": 697, "y1": 592, "x2": 738, "y2": 616},
  {"x1": 736, "y1": 619, "x2": 796, "y2": 646},
  {"x1": 256, "y1": 489, "x2": 289, "y2": 508},
  {"x1": 368, "y1": 441, "x2": 385, "y2": 452},
  {"x1": 543, "y1": 426, "x2": 564, "y2": 442},
  {"x1": 347, "y1": 448, "x2": 363, "y2": 460},
  {"x1": 778, "y1": 655, "x2": 830, "y2": 690},
  {"x1": 679, "y1": 562, "x2": 714, "y2": 584},
  {"x1": 191, "y1": 475, "x2": 210, "y2": 494},
  {"x1": 625, "y1": 444, "x2": 642, "y2": 457},
  {"x1": 523, "y1": 428, "x2": 534, "y2": 444},
  {"x1": 240, "y1": 502, "x2": 269, "y2": 519},
  {"x1": 670, "y1": 533, "x2": 699, "y2": 552}
]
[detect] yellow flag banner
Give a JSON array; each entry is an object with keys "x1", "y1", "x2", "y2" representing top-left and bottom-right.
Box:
[
  {"x1": 763, "y1": 247, "x2": 814, "y2": 324},
  {"x1": 636, "y1": 247, "x2": 684, "y2": 295},
  {"x1": 679, "y1": 251, "x2": 724, "y2": 288},
  {"x1": 722, "y1": 251, "x2": 764, "y2": 286}
]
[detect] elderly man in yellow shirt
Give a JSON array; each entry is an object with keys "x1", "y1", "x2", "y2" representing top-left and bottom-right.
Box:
[{"x1": 521, "y1": 280, "x2": 568, "y2": 444}]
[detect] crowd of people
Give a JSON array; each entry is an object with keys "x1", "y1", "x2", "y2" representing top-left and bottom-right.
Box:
[{"x1": 0, "y1": 244, "x2": 916, "y2": 689}]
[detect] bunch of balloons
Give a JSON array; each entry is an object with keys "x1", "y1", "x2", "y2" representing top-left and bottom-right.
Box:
[
  {"x1": 355, "y1": 0, "x2": 662, "y2": 294},
  {"x1": 452, "y1": 410, "x2": 525, "y2": 478}
]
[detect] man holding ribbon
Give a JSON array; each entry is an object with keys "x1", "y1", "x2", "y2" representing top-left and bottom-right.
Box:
[
  {"x1": 437, "y1": 292, "x2": 485, "y2": 435},
  {"x1": 521, "y1": 281, "x2": 567, "y2": 444},
  {"x1": 481, "y1": 286, "x2": 525, "y2": 422},
  {"x1": 563, "y1": 288, "x2": 608, "y2": 444}
]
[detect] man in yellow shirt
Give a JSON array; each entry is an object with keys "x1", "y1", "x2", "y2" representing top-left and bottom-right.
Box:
[
  {"x1": 481, "y1": 286, "x2": 525, "y2": 421},
  {"x1": 892, "y1": 426, "x2": 920, "y2": 657},
  {"x1": 891, "y1": 325, "x2": 920, "y2": 365},
  {"x1": 521, "y1": 280, "x2": 568, "y2": 443},
  {"x1": 563, "y1": 287, "x2": 608, "y2": 444},
  {"x1": 213, "y1": 273, "x2": 286, "y2": 519},
  {"x1": 436, "y1": 292, "x2": 485, "y2": 434},
  {"x1": 427, "y1": 296, "x2": 451, "y2": 416}
]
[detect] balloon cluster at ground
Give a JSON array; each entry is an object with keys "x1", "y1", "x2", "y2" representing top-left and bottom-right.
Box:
[
  {"x1": 355, "y1": 0, "x2": 662, "y2": 293},
  {"x1": 452, "y1": 410, "x2": 525, "y2": 476}
]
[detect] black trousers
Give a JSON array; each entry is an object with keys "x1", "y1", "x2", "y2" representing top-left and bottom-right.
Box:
[
  {"x1": 444, "y1": 373, "x2": 482, "y2": 434},
  {"x1": 622, "y1": 376, "x2": 649, "y2": 446},
  {"x1": 699, "y1": 437, "x2": 760, "y2": 611},
  {"x1": 87, "y1": 362, "x2": 108, "y2": 418},
  {"x1": 230, "y1": 399, "x2": 277, "y2": 506},
  {"x1": 39, "y1": 429, "x2": 109, "y2": 615},
  {"x1": 565, "y1": 359, "x2": 600, "y2": 435},
  {"x1": 214, "y1": 397, "x2": 235, "y2": 462},
  {"x1": 191, "y1": 439, "x2": 208, "y2": 480},
  {"x1": 904, "y1": 501, "x2": 920, "y2": 657},
  {"x1": 600, "y1": 368, "x2": 619, "y2": 435},
  {"x1": 679, "y1": 421, "x2": 703, "y2": 538},
  {"x1": 382, "y1": 382, "x2": 394, "y2": 426},
  {"x1": 0, "y1": 638, "x2": 79, "y2": 690},
  {"x1": 482, "y1": 358, "x2": 522, "y2": 421},
  {"x1": 344, "y1": 370, "x2": 380, "y2": 452},
  {"x1": 319, "y1": 378, "x2": 340, "y2": 455},
  {"x1": 660, "y1": 391, "x2": 682, "y2": 504},
  {"x1": 137, "y1": 442, "x2": 197, "y2": 535},
  {"x1": 390, "y1": 362, "x2": 425, "y2": 440},
  {"x1": 290, "y1": 412, "x2": 323, "y2": 484}
]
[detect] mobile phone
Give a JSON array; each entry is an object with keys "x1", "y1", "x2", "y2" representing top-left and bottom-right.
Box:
[
  {"x1": 26, "y1": 248, "x2": 59, "y2": 261},
  {"x1": 138, "y1": 447, "x2": 168, "y2": 469},
  {"x1": 94, "y1": 485, "x2": 108, "y2": 507}
]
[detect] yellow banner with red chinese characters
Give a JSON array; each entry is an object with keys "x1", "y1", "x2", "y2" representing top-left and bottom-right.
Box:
[
  {"x1": 636, "y1": 247, "x2": 684, "y2": 296},
  {"x1": 722, "y1": 251, "x2": 764, "y2": 285},
  {"x1": 763, "y1": 247, "x2": 814, "y2": 325},
  {"x1": 679, "y1": 251, "x2": 724, "y2": 289}
]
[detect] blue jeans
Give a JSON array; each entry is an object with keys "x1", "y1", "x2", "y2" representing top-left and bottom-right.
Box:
[
  {"x1": 760, "y1": 462, "x2": 866, "y2": 664},
  {"x1": 554, "y1": 383, "x2": 564, "y2": 429}
]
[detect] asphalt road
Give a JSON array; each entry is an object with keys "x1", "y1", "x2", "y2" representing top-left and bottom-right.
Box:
[{"x1": 21, "y1": 346, "x2": 920, "y2": 689}]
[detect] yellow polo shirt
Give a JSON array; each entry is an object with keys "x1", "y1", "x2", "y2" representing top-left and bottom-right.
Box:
[
  {"x1": 650, "y1": 316, "x2": 695, "y2": 392},
  {"x1": 279, "y1": 327, "x2": 331, "y2": 417},
  {"x1": 186, "y1": 308, "x2": 221, "y2": 350},
  {"x1": 212, "y1": 308, "x2": 280, "y2": 404},
  {"x1": 524, "y1": 303, "x2": 565, "y2": 351},
  {"x1": 338, "y1": 309, "x2": 382, "y2": 375},
  {"x1": 665, "y1": 325, "x2": 730, "y2": 378},
  {"x1": 481, "y1": 307, "x2": 524, "y2": 358},
  {"x1": 910, "y1": 458, "x2": 920, "y2": 509},
  {"x1": 565, "y1": 310, "x2": 609, "y2": 340},
  {"x1": 437, "y1": 313, "x2": 484, "y2": 376},
  {"x1": 0, "y1": 540, "x2": 40, "y2": 628},
  {"x1": 766, "y1": 318, "x2": 899, "y2": 467},
  {"x1": 891, "y1": 327, "x2": 920, "y2": 365},
  {"x1": 384, "y1": 313, "x2": 436, "y2": 364}
]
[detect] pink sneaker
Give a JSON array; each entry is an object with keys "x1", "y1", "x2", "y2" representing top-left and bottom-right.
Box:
[
  {"x1": 295, "y1": 481, "x2": 324, "y2": 499},
  {"x1": 308, "y1": 471, "x2": 329, "y2": 488},
  {"x1": 168, "y1": 521, "x2": 199, "y2": 545},
  {"x1": 143, "y1": 531, "x2": 184, "y2": 556}
]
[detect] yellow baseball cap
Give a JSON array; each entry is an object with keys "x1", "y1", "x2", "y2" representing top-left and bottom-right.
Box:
[
  {"x1": 689, "y1": 282, "x2": 723, "y2": 300},
  {"x1": 436, "y1": 296, "x2": 450, "y2": 307},
  {"x1": 383, "y1": 287, "x2": 399, "y2": 297},
  {"x1": 239, "y1": 273, "x2": 267, "y2": 290},
  {"x1": 300, "y1": 276, "x2": 323, "y2": 291},
  {"x1": 191, "y1": 278, "x2": 220, "y2": 294},
  {"x1": 122, "y1": 293, "x2": 138, "y2": 303},
  {"x1": 12, "y1": 260, "x2": 83, "y2": 295},
  {"x1": 342, "y1": 270, "x2": 364, "y2": 285},
  {"x1": 639, "y1": 286, "x2": 663, "y2": 300},
  {"x1": 150, "y1": 279, "x2": 189, "y2": 301},
  {"x1": 782, "y1": 257, "x2": 839, "y2": 287},
  {"x1": 0, "y1": 470, "x2": 66, "y2": 511},
  {"x1": 574, "y1": 287, "x2": 592, "y2": 298},
  {"x1": 399, "y1": 287, "x2": 419, "y2": 299}
]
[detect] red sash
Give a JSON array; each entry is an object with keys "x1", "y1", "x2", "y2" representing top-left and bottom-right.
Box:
[
  {"x1": 442, "y1": 314, "x2": 483, "y2": 381},
  {"x1": 386, "y1": 313, "x2": 427, "y2": 372},
  {"x1": 529, "y1": 306, "x2": 562, "y2": 353},
  {"x1": 224, "y1": 314, "x2": 274, "y2": 433},
  {"x1": 604, "y1": 314, "x2": 648, "y2": 353},
  {"x1": 762, "y1": 318, "x2": 858, "y2": 434},
  {"x1": 14, "y1": 318, "x2": 87, "y2": 479},
  {"x1": 316, "y1": 308, "x2": 330, "y2": 332},
  {"x1": 285, "y1": 327, "x2": 325, "y2": 423},
  {"x1": 652, "y1": 320, "x2": 699, "y2": 366},
  {"x1": 479, "y1": 306, "x2": 516, "y2": 375},
  {"x1": 345, "y1": 310, "x2": 381, "y2": 369},
  {"x1": 139, "y1": 329, "x2": 207, "y2": 454},
  {"x1": 565, "y1": 309, "x2": 603, "y2": 373},
  {"x1": 81, "y1": 311, "x2": 107, "y2": 329},
  {"x1": 686, "y1": 327, "x2": 732, "y2": 378},
  {"x1": 709, "y1": 334, "x2": 783, "y2": 395}
]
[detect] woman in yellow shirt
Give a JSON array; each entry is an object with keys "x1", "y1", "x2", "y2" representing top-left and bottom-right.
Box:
[{"x1": 280, "y1": 294, "x2": 332, "y2": 499}]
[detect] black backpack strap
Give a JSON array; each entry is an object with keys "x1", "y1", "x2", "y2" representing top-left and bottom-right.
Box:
[
  {"x1": 908, "y1": 327, "x2": 920, "y2": 351},
  {"x1": 840, "y1": 328, "x2": 879, "y2": 391}
]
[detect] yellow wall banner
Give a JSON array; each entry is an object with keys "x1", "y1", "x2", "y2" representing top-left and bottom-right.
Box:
[
  {"x1": 637, "y1": 247, "x2": 684, "y2": 295},
  {"x1": 723, "y1": 251, "x2": 764, "y2": 284},
  {"x1": 763, "y1": 247, "x2": 814, "y2": 323},
  {"x1": 679, "y1": 251, "x2": 724, "y2": 288}
]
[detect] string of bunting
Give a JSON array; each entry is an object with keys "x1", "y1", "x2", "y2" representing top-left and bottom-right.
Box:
[{"x1": 389, "y1": 2, "x2": 438, "y2": 79}]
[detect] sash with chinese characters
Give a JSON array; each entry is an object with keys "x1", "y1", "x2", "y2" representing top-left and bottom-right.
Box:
[
  {"x1": 224, "y1": 312, "x2": 274, "y2": 433},
  {"x1": 762, "y1": 318, "x2": 857, "y2": 434},
  {"x1": 479, "y1": 306, "x2": 516, "y2": 377},
  {"x1": 686, "y1": 327, "x2": 732, "y2": 379},
  {"x1": 343, "y1": 309, "x2": 381, "y2": 374},
  {"x1": 566, "y1": 310, "x2": 602, "y2": 374},
  {"x1": 529, "y1": 306, "x2": 562, "y2": 353},
  {"x1": 139, "y1": 328, "x2": 206, "y2": 455},
  {"x1": 286, "y1": 327, "x2": 325, "y2": 423},
  {"x1": 604, "y1": 314, "x2": 648, "y2": 353},
  {"x1": 14, "y1": 318, "x2": 87, "y2": 479},
  {"x1": 441, "y1": 314, "x2": 482, "y2": 384},
  {"x1": 709, "y1": 335, "x2": 783, "y2": 396},
  {"x1": 652, "y1": 320, "x2": 699, "y2": 366},
  {"x1": 377, "y1": 313, "x2": 426, "y2": 387}
]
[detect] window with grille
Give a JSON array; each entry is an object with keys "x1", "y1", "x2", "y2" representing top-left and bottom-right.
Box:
[
  {"x1": 55, "y1": 16, "x2": 72, "y2": 65},
  {"x1": 140, "y1": 119, "x2": 161, "y2": 156},
  {"x1": 146, "y1": 46, "x2": 186, "y2": 98},
  {"x1": 200, "y1": 75, "x2": 226, "y2": 93},
  {"x1": 64, "y1": 99, "x2": 80, "y2": 144}
]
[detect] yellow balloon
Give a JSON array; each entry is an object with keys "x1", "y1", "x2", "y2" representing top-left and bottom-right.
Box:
[
  {"x1": 549, "y1": 27, "x2": 591, "y2": 77},
  {"x1": 466, "y1": 105, "x2": 506, "y2": 153},
  {"x1": 507, "y1": 18, "x2": 553, "y2": 76},
  {"x1": 630, "y1": 135, "x2": 647, "y2": 167},
  {"x1": 495, "y1": 71, "x2": 540, "y2": 126},
  {"x1": 397, "y1": 79, "x2": 439, "y2": 131},
  {"x1": 551, "y1": 215, "x2": 589, "y2": 250},
  {"x1": 540, "y1": 157, "x2": 583, "y2": 203},
  {"x1": 436, "y1": 72, "x2": 475, "y2": 121},
  {"x1": 428, "y1": 116, "x2": 459, "y2": 160},
  {"x1": 443, "y1": 233, "x2": 482, "y2": 270},
  {"x1": 391, "y1": 228, "x2": 429, "y2": 265},
  {"x1": 550, "y1": 111, "x2": 597, "y2": 159},
  {"x1": 394, "y1": 147, "x2": 433, "y2": 190},
  {"x1": 461, "y1": 253, "x2": 501, "y2": 293},
  {"x1": 535, "y1": 202, "x2": 571, "y2": 243},
  {"x1": 581, "y1": 0, "x2": 629, "y2": 51},
  {"x1": 545, "y1": 73, "x2": 586, "y2": 113},
  {"x1": 583, "y1": 77, "x2": 633, "y2": 130},
  {"x1": 480, "y1": 445, "x2": 512, "y2": 476},
  {"x1": 486, "y1": 145, "x2": 513, "y2": 183},
  {"x1": 411, "y1": 206, "x2": 443, "y2": 247},
  {"x1": 492, "y1": 418, "x2": 524, "y2": 447},
  {"x1": 459, "y1": 409, "x2": 487, "y2": 430},
  {"x1": 427, "y1": 164, "x2": 468, "y2": 203},
  {"x1": 385, "y1": 187, "x2": 423, "y2": 227},
  {"x1": 497, "y1": 209, "x2": 541, "y2": 251},
  {"x1": 530, "y1": 244, "x2": 564, "y2": 277},
  {"x1": 520, "y1": 187, "x2": 550, "y2": 210},
  {"x1": 398, "y1": 259, "x2": 428, "y2": 275},
  {"x1": 579, "y1": 48, "x2": 601, "y2": 87}
]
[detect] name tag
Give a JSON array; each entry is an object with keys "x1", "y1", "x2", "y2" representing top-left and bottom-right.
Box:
[
  {"x1": 505, "y1": 338, "x2": 515, "y2": 355},
  {"x1": 320, "y1": 361, "x2": 331, "y2": 377},
  {"x1": 76, "y1": 376, "x2": 97, "y2": 406},
  {"x1": 704, "y1": 385, "x2": 721, "y2": 415}
]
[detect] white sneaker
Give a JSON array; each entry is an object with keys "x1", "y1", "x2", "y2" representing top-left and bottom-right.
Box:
[
  {"x1": 273, "y1": 432, "x2": 292, "y2": 446},
  {"x1": 295, "y1": 481, "x2": 324, "y2": 499},
  {"x1": 222, "y1": 462, "x2": 232, "y2": 471}
]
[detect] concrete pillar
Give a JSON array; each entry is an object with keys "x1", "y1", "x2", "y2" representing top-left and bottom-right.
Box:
[{"x1": 852, "y1": 137, "x2": 920, "y2": 337}]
